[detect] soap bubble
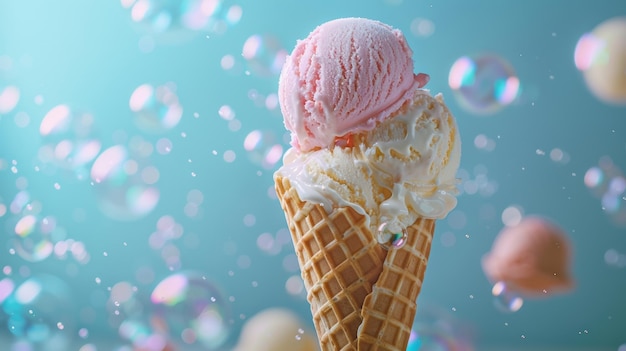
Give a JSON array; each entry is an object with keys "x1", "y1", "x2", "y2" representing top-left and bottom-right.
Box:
[
  {"x1": 10, "y1": 214, "x2": 59, "y2": 262},
  {"x1": 150, "y1": 271, "x2": 231, "y2": 349},
  {"x1": 407, "y1": 306, "x2": 474, "y2": 351},
  {"x1": 0, "y1": 85, "x2": 20, "y2": 114},
  {"x1": 38, "y1": 104, "x2": 101, "y2": 180},
  {"x1": 376, "y1": 222, "x2": 408, "y2": 249},
  {"x1": 118, "y1": 319, "x2": 178, "y2": 351},
  {"x1": 584, "y1": 157, "x2": 626, "y2": 227},
  {"x1": 122, "y1": 0, "x2": 242, "y2": 36},
  {"x1": 410, "y1": 17, "x2": 435, "y2": 38},
  {"x1": 90, "y1": 145, "x2": 160, "y2": 221},
  {"x1": 575, "y1": 17, "x2": 626, "y2": 104},
  {"x1": 1, "y1": 274, "x2": 75, "y2": 350},
  {"x1": 0, "y1": 277, "x2": 15, "y2": 305},
  {"x1": 448, "y1": 54, "x2": 521, "y2": 115},
  {"x1": 491, "y1": 281, "x2": 524, "y2": 313},
  {"x1": 129, "y1": 83, "x2": 183, "y2": 134},
  {"x1": 241, "y1": 34, "x2": 288, "y2": 77},
  {"x1": 242, "y1": 130, "x2": 284, "y2": 169}
]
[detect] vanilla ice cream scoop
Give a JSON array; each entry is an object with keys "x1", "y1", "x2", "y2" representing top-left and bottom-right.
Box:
[
  {"x1": 280, "y1": 90, "x2": 460, "y2": 235},
  {"x1": 233, "y1": 308, "x2": 318, "y2": 351}
]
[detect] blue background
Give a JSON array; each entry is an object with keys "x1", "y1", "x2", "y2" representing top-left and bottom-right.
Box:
[{"x1": 1, "y1": 0, "x2": 625, "y2": 350}]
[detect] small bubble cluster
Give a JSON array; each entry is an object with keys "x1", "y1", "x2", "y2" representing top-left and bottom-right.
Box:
[
  {"x1": 150, "y1": 272, "x2": 231, "y2": 349},
  {"x1": 90, "y1": 143, "x2": 160, "y2": 221},
  {"x1": 129, "y1": 83, "x2": 183, "y2": 134},
  {"x1": 38, "y1": 104, "x2": 101, "y2": 180},
  {"x1": 243, "y1": 130, "x2": 283, "y2": 169},
  {"x1": 456, "y1": 165, "x2": 499, "y2": 197},
  {"x1": 584, "y1": 156, "x2": 626, "y2": 227},
  {"x1": 241, "y1": 34, "x2": 288, "y2": 77},
  {"x1": 1, "y1": 274, "x2": 75, "y2": 348},
  {"x1": 122, "y1": 0, "x2": 242, "y2": 36}
]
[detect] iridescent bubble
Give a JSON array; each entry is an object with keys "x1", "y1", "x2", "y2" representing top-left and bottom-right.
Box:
[
  {"x1": 0, "y1": 85, "x2": 20, "y2": 114},
  {"x1": 150, "y1": 272, "x2": 231, "y2": 349},
  {"x1": 90, "y1": 145, "x2": 160, "y2": 221},
  {"x1": 376, "y1": 222, "x2": 408, "y2": 249},
  {"x1": 119, "y1": 319, "x2": 177, "y2": 351},
  {"x1": 407, "y1": 306, "x2": 473, "y2": 351},
  {"x1": 1, "y1": 274, "x2": 75, "y2": 349},
  {"x1": 122, "y1": 0, "x2": 241, "y2": 36},
  {"x1": 243, "y1": 130, "x2": 283, "y2": 169},
  {"x1": 0, "y1": 277, "x2": 15, "y2": 304},
  {"x1": 241, "y1": 34, "x2": 288, "y2": 77},
  {"x1": 11, "y1": 214, "x2": 57, "y2": 262},
  {"x1": 203, "y1": 1, "x2": 242, "y2": 34},
  {"x1": 574, "y1": 17, "x2": 626, "y2": 104},
  {"x1": 585, "y1": 157, "x2": 626, "y2": 226},
  {"x1": 129, "y1": 83, "x2": 183, "y2": 134},
  {"x1": 491, "y1": 281, "x2": 524, "y2": 313},
  {"x1": 448, "y1": 54, "x2": 521, "y2": 115},
  {"x1": 38, "y1": 104, "x2": 101, "y2": 180}
]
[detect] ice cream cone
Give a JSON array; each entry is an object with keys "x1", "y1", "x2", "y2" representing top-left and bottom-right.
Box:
[
  {"x1": 275, "y1": 175, "x2": 435, "y2": 351},
  {"x1": 357, "y1": 217, "x2": 434, "y2": 351}
]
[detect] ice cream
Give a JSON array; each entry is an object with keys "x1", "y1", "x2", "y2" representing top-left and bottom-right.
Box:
[
  {"x1": 233, "y1": 308, "x2": 319, "y2": 351},
  {"x1": 280, "y1": 91, "x2": 460, "y2": 236},
  {"x1": 279, "y1": 17, "x2": 430, "y2": 152},
  {"x1": 274, "y1": 17, "x2": 461, "y2": 351},
  {"x1": 482, "y1": 216, "x2": 574, "y2": 297}
]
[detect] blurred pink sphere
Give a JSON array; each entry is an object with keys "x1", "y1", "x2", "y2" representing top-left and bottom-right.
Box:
[{"x1": 482, "y1": 216, "x2": 574, "y2": 297}]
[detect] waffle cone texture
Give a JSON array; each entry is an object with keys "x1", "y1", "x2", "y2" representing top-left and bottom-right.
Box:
[{"x1": 275, "y1": 175, "x2": 435, "y2": 351}]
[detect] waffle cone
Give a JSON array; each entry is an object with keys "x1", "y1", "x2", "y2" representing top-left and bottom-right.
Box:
[{"x1": 275, "y1": 175, "x2": 435, "y2": 351}]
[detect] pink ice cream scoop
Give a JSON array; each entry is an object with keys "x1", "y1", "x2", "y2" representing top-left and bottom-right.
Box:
[
  {"x1": 482, "y1": 216, "x2": 575, "y2": 297},
  {"x1": 279, "y1": 17, "x2": 429, "y2": 152}
]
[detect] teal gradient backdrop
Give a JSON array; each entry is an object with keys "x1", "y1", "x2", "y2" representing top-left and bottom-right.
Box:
[{"x1": 1, "y1": 1, "x2": 625, "y2": 350}]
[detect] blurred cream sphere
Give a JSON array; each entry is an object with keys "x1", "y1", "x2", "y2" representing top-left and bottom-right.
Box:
[
  {"x1": 234, "y1": 308, "x2": 319, "y2": 351},
  {"x1": 575, "y1": 17, "x2": 626, "y2": 104}
]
